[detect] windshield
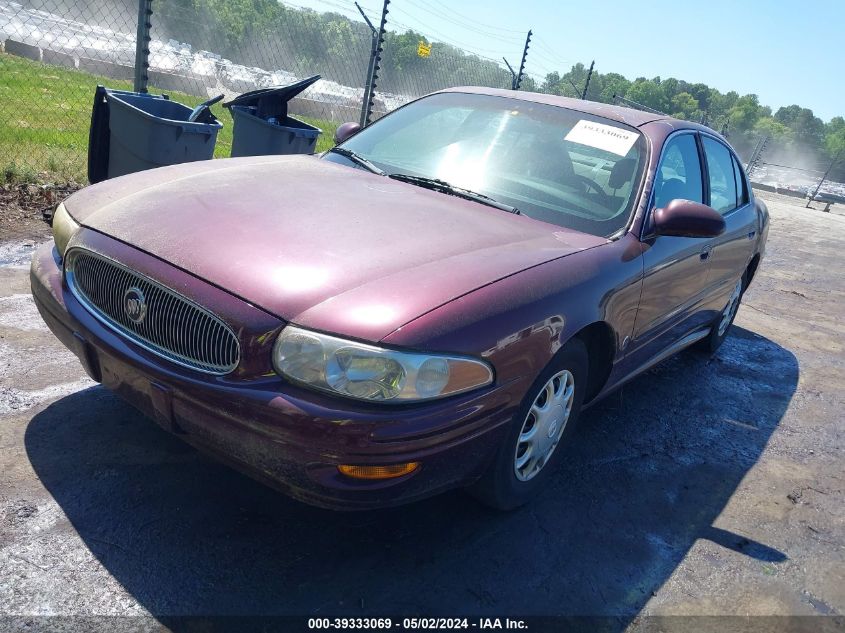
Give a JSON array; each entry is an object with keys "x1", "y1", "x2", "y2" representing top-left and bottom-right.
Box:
[{"x1": 323, "y1": 92, "x2": 648, "y2": 238}]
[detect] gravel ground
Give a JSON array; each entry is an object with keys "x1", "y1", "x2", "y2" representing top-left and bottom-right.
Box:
[
  {"x1": 0, "y1": 181, "x2": 80, "y2": 242},
  {"x1": 0, "y1": 191, "x2": 842, "y2": 631}
]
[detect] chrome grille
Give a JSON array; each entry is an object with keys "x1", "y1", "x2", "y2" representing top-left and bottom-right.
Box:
[{"x1": 65, "y1": 248, "x2": 240, "y2": 375}]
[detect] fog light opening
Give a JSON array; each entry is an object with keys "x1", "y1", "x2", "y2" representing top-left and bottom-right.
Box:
[{"x1": 338, "y1": 462, "x2": 420, "y2": 480}]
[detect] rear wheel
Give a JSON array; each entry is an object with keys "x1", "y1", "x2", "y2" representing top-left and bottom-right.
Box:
[
  {"x1": 470, "y1": 339, "x2": 588, "y2": 510},
  {"x1": 698, "y1": 277, "x2": 743, "y2": 354}
]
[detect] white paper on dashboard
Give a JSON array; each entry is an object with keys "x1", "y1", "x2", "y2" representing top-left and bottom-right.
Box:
[{"x1": 564, "y1": 119, "x2": 639, "y2": 156}]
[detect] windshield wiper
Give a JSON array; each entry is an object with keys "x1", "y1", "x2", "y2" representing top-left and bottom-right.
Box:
[
  {"x1": 327, "y1": 147, "x2": 385, "y2": 175},
  {"x1": 388, "y1": 174, "x2": 520, "y2": 214}
]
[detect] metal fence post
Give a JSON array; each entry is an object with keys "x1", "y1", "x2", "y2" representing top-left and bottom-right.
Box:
[
  {"x1": 133, "y1": 0, "x2": 153, "y2": 93},
  {"x1": 503, "y1": 57, "x2": 517, "y2": 90},
  {"x1": 514, "y1": 30, "x2": 532, "y2": 91},
  {"x1": 806, "y1": 151, "x2": 841, "y2": 208},
  {"x1": 745, "y1": 136, "x2": 763, "y2": 172},
  {"x1": 356, "y1": 3, "x2": 377, "y2": 127},
  {"x1": 580, "y1": 60, "x2": 594, "y2": 100},
  {"x1": 361, "y1": 0, "x2": 389, "y2": 127},
  {"x1": 746, "y1": 135, "x2": 768, "y2": 178}
]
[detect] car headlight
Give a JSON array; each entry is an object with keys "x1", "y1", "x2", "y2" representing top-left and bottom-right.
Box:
[
  {"x1": 52, "y1": 202, "x2": 79, "y2": 256},
  {"x1": 273, "y1": 326, "x2": 494, "y2": 402}
]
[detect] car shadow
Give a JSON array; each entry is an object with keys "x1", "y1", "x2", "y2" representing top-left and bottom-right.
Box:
[{"x1": 24, "y1": 326, "x2": 797, "y2": 624}]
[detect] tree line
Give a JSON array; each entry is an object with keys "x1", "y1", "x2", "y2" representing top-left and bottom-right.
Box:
[{"x1": 541, "y1": 63, "x2": 844, "y2": 172}]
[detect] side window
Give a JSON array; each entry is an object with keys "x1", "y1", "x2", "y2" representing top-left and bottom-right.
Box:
[
  {"x1": 732, "y1": 155, "x2": 749, "y2": 207},
  {"x1": 702, "y1": 137, "x2": 738, "y2": 215},
  {"x1": 654, "y1": 134, "x2": 703, "y2": 209}
]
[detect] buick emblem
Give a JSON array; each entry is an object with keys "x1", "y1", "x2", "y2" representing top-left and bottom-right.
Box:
[{"x1": 123, "y1": 286, "x2": 147, "y2": 324}]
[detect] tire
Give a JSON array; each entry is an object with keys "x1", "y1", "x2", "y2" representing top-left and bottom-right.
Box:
[
  {"x1": 469, "y1": 338, "x2": 588, "y2": 511},
  {"x1": 698, "y1": 277, "x2": 743, "y2": 354}
]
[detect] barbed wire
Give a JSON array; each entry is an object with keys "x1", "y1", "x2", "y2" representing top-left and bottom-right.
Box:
[
  {"x1": 388, "y1": 4, "x2": 521, "y2": 59},
  {"x1": 425, "y1": 0, "x2": 528, "y2": 34},
  {"x1": 531, "y1": 36, "x2": 579, "y2": 67},
  {"x1": 402, "y1": 0, "x2": 527, "y2": 44}
]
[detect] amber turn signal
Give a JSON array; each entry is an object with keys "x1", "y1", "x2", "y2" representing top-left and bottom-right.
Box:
[{"x1": 338, "y1": 463, "x2": 420, "y2": 480}]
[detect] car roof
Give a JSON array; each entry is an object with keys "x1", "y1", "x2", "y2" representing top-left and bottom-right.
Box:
[{"x1": 438, "y1": 85, "x2": 700, "y2": 131}]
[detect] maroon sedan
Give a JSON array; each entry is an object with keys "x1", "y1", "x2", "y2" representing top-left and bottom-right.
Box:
[{"x1": 32, "y1": 87, "x2": 768, "y2": 510}]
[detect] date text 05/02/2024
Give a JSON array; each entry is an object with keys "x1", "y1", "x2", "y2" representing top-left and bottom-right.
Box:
[{"x1": 307, "y1": 618, "x2": 528, "y2": 630}]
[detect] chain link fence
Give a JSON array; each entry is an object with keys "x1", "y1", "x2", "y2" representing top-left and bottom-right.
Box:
[
  {"x1": 0, "y1": 0, "x2": 521, "y2": 185},
  {"x1": 1, "y1": 0, "x2": 139, "y2": 182},
  {"x1": 746, "y1": 138, "x2": 845, "y2": 203},
  {"x1": 375, "y1": 37, "x2": 512, "y2": 116},
  {"x1": 2, "y1": 0, "x2": 841, "y2": 202},
  {"x1": 150, "y1": 1, "x2": 375, "y2": 136}
]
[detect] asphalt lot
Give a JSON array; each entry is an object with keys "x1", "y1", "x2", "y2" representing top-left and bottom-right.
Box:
[{"x1": 0, "y1": 191, "x2": 843, "y2": 629}]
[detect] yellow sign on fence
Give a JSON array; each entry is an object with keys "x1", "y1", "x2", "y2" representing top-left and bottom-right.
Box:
[{"x1": 417, "y1": 41, "x2": 432, "y2": 58}]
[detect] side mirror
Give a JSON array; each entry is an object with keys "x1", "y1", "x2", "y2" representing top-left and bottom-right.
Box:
[
  {"x1": 653, "y1": 199, "x2": 726, "y2": 238},
  {"x1": 334, "y1": 122, "x2": 362, "y2": 145}
]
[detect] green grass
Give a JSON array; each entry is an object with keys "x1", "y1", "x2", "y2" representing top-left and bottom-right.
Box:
[{"x1": 0, "y1": 52, "x2": 338, "y2": 184}]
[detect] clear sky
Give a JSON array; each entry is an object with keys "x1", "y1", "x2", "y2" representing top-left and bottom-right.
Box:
[{"x1": 290, "y1": 0, "x2": 843, "y2": 122}]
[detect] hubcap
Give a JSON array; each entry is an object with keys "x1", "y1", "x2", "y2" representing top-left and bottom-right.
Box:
[
  {"x1": 514, "y1": 370, "x2": 575, "y2": 482},
  {"x1": 718, "y1": 279, "x2": 742, "y2": 337}
]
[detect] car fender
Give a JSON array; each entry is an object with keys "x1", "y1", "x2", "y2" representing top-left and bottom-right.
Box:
[
  {"x1": 753, "y1": 196, "x2": 770, "y2": 260},
  {"x1": 381, "y1": 234, "x2": 645, "y2": 396}
]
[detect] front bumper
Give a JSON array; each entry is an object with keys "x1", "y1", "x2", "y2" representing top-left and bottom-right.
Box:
[{"x1": 30, "y1": 241, "x2": 517, "y2": 509}]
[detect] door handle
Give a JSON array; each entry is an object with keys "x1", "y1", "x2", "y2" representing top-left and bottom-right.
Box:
[
  {"x1": 747, "y1": 230, "x2": 756, "y2": 240},
  {"x1": 699, "y1": 246, "x2": 712, "y2": 261}
]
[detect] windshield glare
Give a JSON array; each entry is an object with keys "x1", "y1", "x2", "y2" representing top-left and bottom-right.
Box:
[{"x1": 328, "y1": 92, "x2": 647, "y2": 238}]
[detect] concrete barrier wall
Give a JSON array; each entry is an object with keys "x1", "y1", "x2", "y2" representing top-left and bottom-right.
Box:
[
  {"x1": 219, "y1": 75, "x2": 256, "y2": 94},
  {"x1": 78, "y1": 57, "x2": 134, "y2": 81},
  {"x1": 752, "y1": 183, "x2": 843, "y2": 207},
  {"x1": 288, "y1": 97, "x2": 359, "y2": 125},
  {"x1": 4, "y1": 39, "x2": 42, "y2": 62},
  {"x1": 147, "y1": 71, "x2": 212, "y2": 98},
  {"x1": 751, "y1": 182, "x2": 807, "y2": 199},
  {"x1": 42, "y1": 49, "x2": 78, "y2": 69}
]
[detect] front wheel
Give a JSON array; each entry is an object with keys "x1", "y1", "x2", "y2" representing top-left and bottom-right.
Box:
[{"x1": 469, "y1": 339, "x2": 588, "y2": 510}]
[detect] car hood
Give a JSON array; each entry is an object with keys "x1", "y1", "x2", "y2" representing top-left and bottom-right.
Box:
[{"x1": 64, "y1": 155, "x2": 605, "y2": 341}]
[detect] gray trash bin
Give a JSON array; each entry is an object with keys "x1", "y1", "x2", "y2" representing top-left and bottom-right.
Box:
[
  {"x1": 223, "y1": 75, "x2": 322, "y2": 157},
  {"x1": 88, "y1": 86, "x2": 223, "y2": 182}
]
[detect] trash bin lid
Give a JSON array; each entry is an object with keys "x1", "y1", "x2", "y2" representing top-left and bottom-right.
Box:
[{"x1": 223, "y1": 75, "x2": 320, "y2": 112}]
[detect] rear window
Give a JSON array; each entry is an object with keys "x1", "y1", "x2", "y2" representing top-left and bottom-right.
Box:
[{"x1": 703, "y1": 137, "x2": 739, "y2": 215}]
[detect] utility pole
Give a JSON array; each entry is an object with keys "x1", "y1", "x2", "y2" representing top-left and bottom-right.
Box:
[
  {"x1": 133, "y1": 0, "x2": 153, "y2": 93},
  {"x1": 806, "y1": 151, "x2": 841, "y2": 208},
  {"x1": 359, "y1": 0, "x2": 389, "y2": 127},
  {"x1": 514, "y1": 29, "x2": 532, "y2": 91},
  {"x1": 580, "y1": 60, "x2": 594, "y2": 100}
]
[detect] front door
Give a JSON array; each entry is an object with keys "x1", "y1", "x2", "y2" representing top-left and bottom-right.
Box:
[{"x1": 629, "y1": 132, "x2": 715, "y2": 363}]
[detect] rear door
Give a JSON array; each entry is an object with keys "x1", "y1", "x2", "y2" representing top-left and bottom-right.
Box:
[{"x1": 701, "y1": 135, "x2": 757, "y2": 304}]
